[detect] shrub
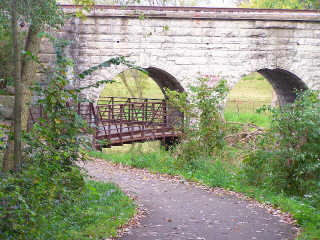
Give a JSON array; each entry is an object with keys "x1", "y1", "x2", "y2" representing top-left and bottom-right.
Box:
[
  {"x1": 0, "y1": 35, "x2": 141, "y2": 238},
  {"x1": 0, "y1": 164, "x2": 85, "y2": 239},
  {"x1": 166, "y1": 77, "x2": 229, "y2": 168},
  {"x1": 243, "y1": 90, "x2": 320, "y2": 207},
  {"x1": 0, "y1": 38, "x2": 87, "y2": 239}
]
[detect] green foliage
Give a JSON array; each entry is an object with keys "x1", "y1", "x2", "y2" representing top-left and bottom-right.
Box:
[
  {"x1": 0, "y1": 0, "x2": 64, "y2": 30},
  {"x1": 72, "y1": 0, "x2": 95, "y2": 18},
  {"x1": 0, "y1": 165, "x2": 85, "y2": 239},
  {"x1": 0, "y1": 177, "x2": 135, "y2": 239},
  {"x1": 0, "y1": 29, "x2": 14, "y2": 89},
  {"x1": 0, "y1": 37, "x2": 85, "y2": 239},
  {"x1": 0, "y1": 126, "x2": 6, "y2": 151},
  {"x1": 0, "y1": 0, "x2": 65, "y2": 90},
  {"x1": 166, "y1": 77, "x2": 229, "y2": 164},
  {"x1": 240, "y1": 0, "x2": 316, "y2": 9},
  {"x1": 90, "y1": 86, "x2": 320, "y2": 239},
  {"x1": 243, "y1": 90, "x2": 320, "y2": 207},
  {"x1": 0, "y1": 36, "x2": 139, "y2": 238},
  {"x1": 27, "y1": 38, "x2": 88, "y2": 169}
]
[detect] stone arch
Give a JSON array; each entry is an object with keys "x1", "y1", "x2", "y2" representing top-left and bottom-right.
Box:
[
  {"x1": 85, "y1": 65, "x2": 186, "y2": 103},
  {"x1": 144, "y1": 67, "x2": 185, "y2": 96},
  {"x1": 89, "y1": 65, "x2": 184, "y2": 148},
  {"x1": 257, "y1": 68, "x2": 308, "y2": 106}
]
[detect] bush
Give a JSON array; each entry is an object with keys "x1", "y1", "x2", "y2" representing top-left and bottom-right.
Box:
[
  {"x1": 166, "y1": 77, "x2": 229, "y2": 167},
  {"x1": 243, "y1": 90, "x2": 320, "y2": 207},
  {"x1": 0, "y1": 159, "x2": 85, "y2": 238}
]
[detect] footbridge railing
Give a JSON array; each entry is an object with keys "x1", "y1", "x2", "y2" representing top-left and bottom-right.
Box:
[{"x1": 28, "y1": 97, "x2": 182, "y2": 149}]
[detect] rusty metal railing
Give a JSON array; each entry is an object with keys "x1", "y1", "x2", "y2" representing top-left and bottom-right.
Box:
[{"x1": 28, "y1": 97, "x2": 181, "y2": 149}]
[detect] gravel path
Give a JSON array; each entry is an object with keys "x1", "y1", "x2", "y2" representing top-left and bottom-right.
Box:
[{"x1": 84, "y1": 159, "x2": 298, "y2": 240}]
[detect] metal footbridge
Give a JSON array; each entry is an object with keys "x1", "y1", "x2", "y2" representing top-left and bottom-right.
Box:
[{"x1": 29, "y1": 97, "x2": 182, "y2": 150}]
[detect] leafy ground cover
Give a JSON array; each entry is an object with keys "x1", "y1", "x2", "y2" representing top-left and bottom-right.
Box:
[
  {"x1": 58, "y1": 180, "x2": 136, "y2": 240},
  {"x1": 0, "y1": 39, "x2": 137, "y2": 240},
  {"x1": 40, "y1": 180, "x2": 135, "y2": 240},
  {"x1": 0, "y1": 176, "x2": 135, "y2": 240}
]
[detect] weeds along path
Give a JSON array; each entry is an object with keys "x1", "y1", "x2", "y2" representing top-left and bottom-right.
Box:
[{"x1": 84, "y1": 159, "x2": 297, "y2": 240}]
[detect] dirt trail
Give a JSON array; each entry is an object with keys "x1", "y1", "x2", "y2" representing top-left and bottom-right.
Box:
[{"x1": 84, "y1": 159, "x2": 297, "y2": 240}]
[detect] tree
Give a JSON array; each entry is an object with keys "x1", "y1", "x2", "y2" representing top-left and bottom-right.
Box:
[
  {"x1": 11, "y1": 0, "x2": 22, "y2": 172},
  {"x1": 1, "y1": 0, "x2": 94, "y2": 172},
  {"x1": 1, "y1": 0, "x2": 65, "y2": 172},
  {"x1": 240, "y1": 0, "x2": 319, "y2": 9}
]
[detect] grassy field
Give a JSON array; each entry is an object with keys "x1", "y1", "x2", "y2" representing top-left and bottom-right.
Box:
[
  {"x1": 102, "y1": 141, "x2": 161, "y2": 155},
  {"x1": 227, "y1": 73, "x2": 274, "y2": 102},
  {"x1": 224, "y1": 111, "x2": 272, "y2": 128},
  {"x1": 100, "y1": 69, "x2": 164, "y2": 99},
  {"x1": 224, "y1": 72, "x2": 274, "y2": 128}
]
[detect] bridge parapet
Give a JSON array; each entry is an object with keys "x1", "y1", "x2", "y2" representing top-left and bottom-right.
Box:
[{"x1": 62, "y1": 5, "x2": 320, "y2": 22}]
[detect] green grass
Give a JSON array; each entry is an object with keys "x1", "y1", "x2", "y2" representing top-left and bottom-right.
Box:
[
  {"x1": 42, "y1": 180, "x2": 135, "y2": 240},
  {"x1": 224, "y1": 111, "x2": 272, "y2": 128},
  {"x1": 224, "y1": 72, "x2": 275, "y2": 127},
  {"x1": 227, "y1": 72, "x2": 274, "y2": 101},
  {"x1": 88, "y1": 150, "x2": 320, "y2": 240},
  {"x1": 225, "y1": 99, "x2": 271, "y2": 113},
  {"x1": 102, "y1": 141, "x2": 161, "y2": 155}
]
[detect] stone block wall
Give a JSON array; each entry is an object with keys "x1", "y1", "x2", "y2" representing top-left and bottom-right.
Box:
[{"x1": 39, "y1": 6, "x2": 320, "y2": 103}]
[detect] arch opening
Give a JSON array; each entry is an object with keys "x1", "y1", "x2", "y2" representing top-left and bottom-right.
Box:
[
  {"x1": 225, "y1": 72, "x2": 275, "y2": 128},
  {"x1": 257, "y1": 68, "x2": 308, "y2": 106},
  {"x1": 144, "y1": 67, "x2": 185, "y2": 95},
  {"x1": 225, "y1": 69, "x2": 308, "y2": 128},
  {"x1": 98, "y1": 68, "x2": 164, "y2": 100},
  {"x1": 98, "y1": 67, "x2": 184, "y2": 100},
  {"x1": 97, "y1": 67, "x2": 183, "y2": 151}
]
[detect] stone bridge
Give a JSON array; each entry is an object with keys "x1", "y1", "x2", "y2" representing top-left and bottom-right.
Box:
[{"x1": 40, "y1": 5, "x2": 320, "y2": 105}]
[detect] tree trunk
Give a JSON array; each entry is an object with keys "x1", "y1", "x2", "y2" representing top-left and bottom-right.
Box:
[
  {"x1": 2, "y1": 24, "x2": 40, "y2": 172},
  {"x1": 132, "y1": 70, "x2": 143, "y2": 98},
  {"x1": 119, "y1": 72, "x2": 135, "y2": 98},
  {"x1": 2, "y1": 138, "x2": 14, "y2": 172},
  {"x1": 20, "y1": 25, "x2": 41, "y2": 130},
  {"x1": 11, "y1": 0, "x2": 23, "y2": 172}
]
